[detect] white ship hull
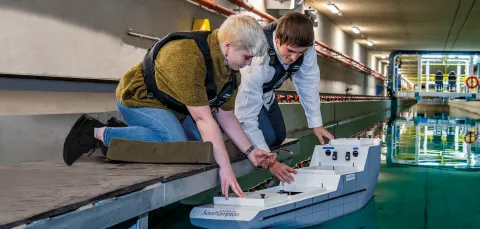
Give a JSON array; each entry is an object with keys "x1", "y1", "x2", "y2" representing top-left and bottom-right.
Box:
[{"x1": 190, "y1": 138, "x2": 382, "y2": 229}]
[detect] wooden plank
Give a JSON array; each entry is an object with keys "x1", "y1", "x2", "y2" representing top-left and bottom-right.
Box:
[
  {"x1": 107, "y1": 139, "x2": 241, "y2": 164},
  {"x1": 107, "y1": 139, "x2": 215, "y2": 164}
]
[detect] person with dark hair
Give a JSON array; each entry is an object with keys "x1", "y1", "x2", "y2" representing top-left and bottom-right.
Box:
[
  {"x1": 435, "y1": 70, "x2": 443, "y2": 92},
  {"x1": 448, "y1": 71, "x2": 456, "y2": 92},
  {"x1": 234, "y1": 12, "x2": 334, "y2": 184}
]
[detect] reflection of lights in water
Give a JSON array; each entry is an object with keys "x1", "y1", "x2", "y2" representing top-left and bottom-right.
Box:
[
  {"x1": 399, "y1": 124, "x2": 407, "y2": 134},
  {"x1": 392, "y1": 124, "x2": 479, "y2": 168},
  {"x1": 470, "y1": 153, "x2": 476, "y2": 166},
  {"x1": 381, "y1": 153, "x2": 386, "y2": 161},
  {"x1": 388, "y1": 105, "x2": 480, "y2": 169}
]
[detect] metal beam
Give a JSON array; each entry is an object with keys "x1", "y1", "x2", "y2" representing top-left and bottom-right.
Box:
[
  {"x1": 0, "y1": 73, "x2": 118, "y2": 93},
  {"x1": 24, "y1": 183, "x2": 163, "y2": 229}
]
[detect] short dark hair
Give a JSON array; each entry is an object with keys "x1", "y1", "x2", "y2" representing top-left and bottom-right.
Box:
[{"x1": 276, "y1": 12, "x2": 314, "y2": 47}]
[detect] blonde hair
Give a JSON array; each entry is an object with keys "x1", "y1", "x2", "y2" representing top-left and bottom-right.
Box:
[{"x1": 218, "y1": 14, "x2": 267, "y2": 57}]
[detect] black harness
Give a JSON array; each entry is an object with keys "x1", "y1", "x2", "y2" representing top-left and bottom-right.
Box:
[
  {"x1": 262, "y1": 22, "x2": 304, "y2": 94},
  {"x1": 142, "y1": 31, "x2": 237, "y2": 115}
]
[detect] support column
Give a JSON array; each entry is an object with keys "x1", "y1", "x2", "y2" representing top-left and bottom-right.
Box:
[
  {"x1": 477, "y1": 62, "x2": 480, "y2": 96},
  {"x1": 465, "y1": 132, "x2": 472, "y2": 167},
  {"x1": 426, "y1": 60, "x2": 430, "y2": 92},
  {"x1": 424, "y1": 126, "x2": 428, "y2": 153},
  {"x1": 128, "y1": 213, "x2": 148, "y2": 229},
  {"x1": 415, "y1": 125, "x2": 420, "y2": 165},
  {"x1": 457, "y1": 64, "x2": 462, "y2": 93},
  {"x1": 455, "y1": 126, "x2": 459, "y2": 152},
  {"x1": 417, "y1": 55, "x2": 422, "y2": 93}
]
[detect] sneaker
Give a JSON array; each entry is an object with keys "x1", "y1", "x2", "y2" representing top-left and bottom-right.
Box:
[
  {"x1": 99, "y1": 117, "x2": 128, "y2": 156},
  {"x1": 63, "y1": 114, "x2": 105, "y2": 166}
]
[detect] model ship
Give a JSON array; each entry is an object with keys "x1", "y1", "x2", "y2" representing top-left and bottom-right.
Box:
[{"x1": 190, "y1": 138, "x2": 381, "y2": 229}]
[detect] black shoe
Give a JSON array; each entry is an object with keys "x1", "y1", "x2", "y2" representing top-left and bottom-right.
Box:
[
  {"x1": 106, "y1": 117, "x2": 127, "y2": 128},
  {"x1": 63, "y1": 114, "x2": 105, "y2": 166},
  {"x1": 100, "y1": 117, "x2": 128, "y2": 156}
]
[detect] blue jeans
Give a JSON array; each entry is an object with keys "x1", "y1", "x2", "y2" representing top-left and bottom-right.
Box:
[
  {"x1": 258, "y1": 100, "x2": 286, "y2": 147},
  {"x1": 182, "y1": 115, "x2": 204, "y2": 141},
  {"x1": 103, "y1": 101, "x2": 188, "y2": 146}
]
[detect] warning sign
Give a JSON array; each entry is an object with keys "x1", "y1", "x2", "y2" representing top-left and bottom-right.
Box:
[
  {"x1": 464, "y1": 131, "x2": 477, "y2": 144},
  {"x1": 465, "y1": 76, "x2": 479, "y2": 89}
]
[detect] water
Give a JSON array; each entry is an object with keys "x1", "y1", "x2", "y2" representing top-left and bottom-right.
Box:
[
  {"x1": 123, "y1": 104, "x2": 480, "y2": 229},
  {"x1": 306, "y1": 104, "x2": 480, "y2": 229},
  {"x1": 386, "y1": 105, "x2": 480, "y2": 170}
]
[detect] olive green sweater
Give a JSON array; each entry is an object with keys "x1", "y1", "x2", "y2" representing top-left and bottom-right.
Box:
[{"x1": 116, "y1": 29, "x2": 240, "y2": 120}]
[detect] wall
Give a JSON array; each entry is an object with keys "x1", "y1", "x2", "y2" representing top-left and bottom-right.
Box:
[
  {"x1": 314, "y1": 12, "x2": 367, "y2": 64},
  {"x1": 309, "y1": 5, "x2": 381, "y2": 95},
  {"x1": 0, "y1": 0, "x2": 226, "y2": 79},
  {"x1": 0, "y1": 0, "x2": 382, "y2": 95},
  {"x1": 0, "y1": 0, "x2": 229, "y2": 163}
]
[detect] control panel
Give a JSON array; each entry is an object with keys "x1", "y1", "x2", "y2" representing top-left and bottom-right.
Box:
[{"x1": 310, "y1": 138, "x2": 381, "y2": 171}]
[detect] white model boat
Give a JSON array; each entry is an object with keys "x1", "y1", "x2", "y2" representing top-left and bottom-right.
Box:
[{"x1": 190, "y1": 138, "x2": 382, "y2": 229}]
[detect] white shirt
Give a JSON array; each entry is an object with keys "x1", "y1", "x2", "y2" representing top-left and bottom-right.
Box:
[{"x1": 235, "y1": 31, "x2": 322, "y2": 152}]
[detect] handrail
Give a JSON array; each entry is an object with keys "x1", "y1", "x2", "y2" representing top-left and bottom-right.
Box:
[
  {"x1": 226, "y1": 0, "x2": 277, "y2": 22},
  {"x1": 189, "y1": 0, "x2": 235, "y2": 16},
  {"x1": 226, "y1": 0, "x2": 386, "y2": 81}
]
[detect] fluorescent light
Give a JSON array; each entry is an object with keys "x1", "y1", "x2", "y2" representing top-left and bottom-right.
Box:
[
  {"x1": 367, "y1": 40, "x2": 374, "y2": 46},
  {"x1": 351, "y1": 26, "x2": 361, "y2": 34},
  {"x1": 327, "y1": 3, "x2": 340, "y2": 14}
]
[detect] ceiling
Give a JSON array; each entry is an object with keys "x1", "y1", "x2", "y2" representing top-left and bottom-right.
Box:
[{"x1": 309, "y1": 0, "x2": 480, "y2": 53}]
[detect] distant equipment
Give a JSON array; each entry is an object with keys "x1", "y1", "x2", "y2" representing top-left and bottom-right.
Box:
[
  {"x1": 304, "y1": 9, "x2": 319, "y2": 27},
  {"x1": 265, "y1": 0, "x2": 298, "y2": 9}
]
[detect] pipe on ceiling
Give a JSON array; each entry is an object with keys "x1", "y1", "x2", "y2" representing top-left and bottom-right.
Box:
[
  {"x1": 227, "y1": 0, "x2": 277, "y2": 22},
  {"x1": 189, "y1": 0, "x2": 235, "y2": 16}
]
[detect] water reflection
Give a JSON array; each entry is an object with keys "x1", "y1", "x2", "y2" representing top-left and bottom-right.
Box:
[
  {"x1": 385, "y1": 105, "x2": 480, "y2": 170},
  {"x1": 308, "y1": 199, "x2": 379, "y2": 229}
]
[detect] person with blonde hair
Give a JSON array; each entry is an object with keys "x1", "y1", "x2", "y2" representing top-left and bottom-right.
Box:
[{"x1": 63, "y1": 14, "x2": 273, "y2": 199}]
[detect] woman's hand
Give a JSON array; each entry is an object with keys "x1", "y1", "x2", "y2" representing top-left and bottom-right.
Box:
[
  {"x1": 247, "y1": 148, "x2": 276, "y2": 167},
  {"x1": 219, "y1": 166, "x2": 246, "y2": 200}
]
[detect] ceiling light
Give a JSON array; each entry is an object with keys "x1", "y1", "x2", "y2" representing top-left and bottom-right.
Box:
[
  {"x1": 351, "y1": 26, "x2": 361, "y2": 34},
  {"x1": 367, "y1": 40, "x2": 374, "y2": 46},
  {"x1": 338, "y1": 12, "x2": 343, "y2": 16},
  {"x1": 327, "y1": 3, "x2": 340, "y2": 14},
  {"x1": 381, "y1": 55, "x2": 386, "y2": 59}
]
